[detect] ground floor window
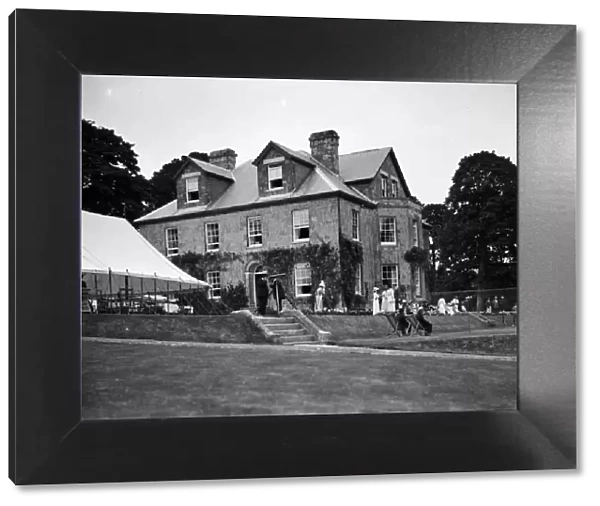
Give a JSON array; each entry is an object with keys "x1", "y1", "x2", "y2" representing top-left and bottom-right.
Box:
[
  {"x1": 165, "y1": 228, "x2": 179, "y2": 257},
  {"x1": 206, "y1": 271, "x2": 221, "y2": 299},
  {"x1": 294, "y1": 263, "x2": 312, "y2": 296},
  {"x1": 354, "y1": 264, "x2": 363, "y2": 295},
  {"x1": 381, "y1": 264, "x2": 398, "y2": 289}
]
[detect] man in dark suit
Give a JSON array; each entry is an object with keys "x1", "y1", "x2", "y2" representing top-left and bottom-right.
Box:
[{"x1": 255, "y1": 268, "x2": 270, "y2": 316}]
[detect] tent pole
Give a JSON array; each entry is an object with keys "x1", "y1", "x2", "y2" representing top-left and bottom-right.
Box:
[
  {"x1": 140, "y1": 276, "x2": 144, "y2": 313},
  {"x1": 108, "y1": 268, "x2": 113, "y2": 313},
  {"x1": 166, "y1": 281, "x2": 170, "y2": 314},
  {"x1": 154, "y1": 273, "x2": 157, "y2": 315}
]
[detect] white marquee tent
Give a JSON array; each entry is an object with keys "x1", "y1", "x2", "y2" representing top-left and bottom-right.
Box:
[{"x1": 82, "y1": 211, "x2": 209, "y2": 295}]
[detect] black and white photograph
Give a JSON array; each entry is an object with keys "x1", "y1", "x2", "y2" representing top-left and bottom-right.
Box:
[{"x1": 81, "y1": 76, "x2": 518, "y2": 419}]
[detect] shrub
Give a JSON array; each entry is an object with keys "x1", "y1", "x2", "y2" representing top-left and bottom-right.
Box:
[{"x1": 220, "y1": 282, "x2": 249, "y2": 311}]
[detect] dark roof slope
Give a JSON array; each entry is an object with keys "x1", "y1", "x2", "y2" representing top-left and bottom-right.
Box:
[
  {"x1": 339, "y1": 147, "x2": 391, "y2": 182},
  {"x1": 174, "y1": 156, "x2": 236, "y2": 182},
  {"x1": 136, "y1": 152, "x2": 376, "y2": 223}
]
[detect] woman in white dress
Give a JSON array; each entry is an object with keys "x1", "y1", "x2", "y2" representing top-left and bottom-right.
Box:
[
  {"x1": 437, "y1": 297, "x2": 447, "y2": 315},
  {"x1": 381, "y1": 284, "x2": 395, "y2": 314},
  {"x1": 314, "y1": 280, "x2": 325, "y2": 312},
  {"x1": 372, "y1": 287, "x2": 380, "y2": 315}
]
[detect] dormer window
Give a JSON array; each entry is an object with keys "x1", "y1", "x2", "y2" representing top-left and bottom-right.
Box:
[
  {"x1": 186, "y1": 177, "x2": 200, "y2": 202},
  {"x1": 381, "y1": 176, "x2": 388, "y2": 198},
  {"x1": 390, "y1": 179, "x2": 398, "y2": 198},
  {"x1": 268, "y1": 165, "x2": 283, "y2": 190}
]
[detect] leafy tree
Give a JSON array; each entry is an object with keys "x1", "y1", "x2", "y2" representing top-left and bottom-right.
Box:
[
  {"x1": 422, "y1": 203, "x2": 447, "y2": 267},
  {"x1": 438, "y1": 151, "x2": 517, "y2": 309},
  {"x1": 82, "y1": 119, "x2": 152, "y2": 222},
  {"x1": 148, "y1": 151, "x2": 209, "y2": 211}
]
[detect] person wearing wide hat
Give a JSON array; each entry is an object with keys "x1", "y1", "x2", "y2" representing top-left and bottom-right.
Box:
[
  {"x1": 372, "y1": 287, "x2": 381, "y2": 315},
  {"x1": 314, "y1": 280, "x2": 325, "y2": 313},
  {"x1": 255, "y1": 266, "x2": 270, "y2": 316}
]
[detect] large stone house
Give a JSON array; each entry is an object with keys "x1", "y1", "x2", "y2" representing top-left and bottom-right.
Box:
[{"x1": 136, "y1": 130, "x2": 428, "y2": 309}]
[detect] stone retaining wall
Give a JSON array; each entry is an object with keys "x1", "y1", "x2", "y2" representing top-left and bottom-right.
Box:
[{"x1": 82, "y1": 313, "x2": 268, "y2": 344}]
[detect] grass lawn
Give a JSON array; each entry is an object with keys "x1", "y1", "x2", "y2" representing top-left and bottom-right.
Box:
[
  {"x1": 340, "y1": 333, "x2": 517, "y2": 356},
  {"x1": 83, "y1": 340, "x2": 517, "y2": 419}
]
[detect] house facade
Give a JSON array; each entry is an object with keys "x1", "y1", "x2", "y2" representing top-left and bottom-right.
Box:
[{"x1": 136, "y1": 130, "x2": 428, "y2": 309}]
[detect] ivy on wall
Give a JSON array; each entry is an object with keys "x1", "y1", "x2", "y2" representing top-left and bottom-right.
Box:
[
  {"x1": 170, "y1": 238, "x2": 364, "y2": 310},
  {"x1": 339, "y1": 236, "x2": 364, "y2": 309},
  {"x1": 403, "y1": 246, "x2": 429, "y2": 297},
  {"x1": 171, "y1": 251, "x2": 242, "y2": 280}
]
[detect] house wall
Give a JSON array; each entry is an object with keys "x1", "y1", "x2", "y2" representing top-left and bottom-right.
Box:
[{"x1": 138, "y1": 197, "x2": 342, "y2": 299}]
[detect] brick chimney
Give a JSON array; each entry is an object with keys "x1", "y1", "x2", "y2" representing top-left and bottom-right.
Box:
[
  {"x1": 309, "y1": 130, "x2": 340, "y2": 175},
  {"x1": 208, "y1": 148, "x2": 237, "y2": 171}
]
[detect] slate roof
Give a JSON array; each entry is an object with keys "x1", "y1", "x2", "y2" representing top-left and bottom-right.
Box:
[
  {"x1": 176, "y1": 156, "x2": 236, "y2": 181},
  {"x1": 136, "y1": 142, "x2": 402, "y2": 224},
  {"x1": 339, "y1": 147, "x2": 391, "y2": 182}
]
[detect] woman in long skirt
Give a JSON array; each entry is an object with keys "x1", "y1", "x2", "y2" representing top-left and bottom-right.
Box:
[
  {"x1": 314, "y1": 280, "x2": 325, "y2": 312},
  {"x1": 372, "y1": 287, "x2": 380, "y2": 315}
]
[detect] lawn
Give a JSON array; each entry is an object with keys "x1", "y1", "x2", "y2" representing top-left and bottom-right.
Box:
[{"x1": 83, "y1": 339, "x2": 517, "y2": 419}]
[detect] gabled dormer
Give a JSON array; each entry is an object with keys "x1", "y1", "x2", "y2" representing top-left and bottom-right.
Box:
[
  {"x1": 174, "y1": 149, "x2": 236, "y2": 209},
  {"x1": 252, "y1": 141, "x2": 315, "y2": 199}
]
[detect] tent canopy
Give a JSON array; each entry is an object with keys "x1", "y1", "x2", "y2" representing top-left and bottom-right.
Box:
[{"x1": 82, "y1": 211, "x2": 209, "y2": 289}]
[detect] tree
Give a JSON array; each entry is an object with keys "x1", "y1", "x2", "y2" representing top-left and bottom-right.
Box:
[
  {"x1": 148, "y1": 151, "x2": 209, "y2": 211},
  {"x1": 438, "y1": 151, "x2": 517, "y2": 309},
  {"x1": 422, "y1": 203, "x2": 447, "y2": 268},
  {"x1": 82, "y1": 119, "x2": 152, "y2": 221}
]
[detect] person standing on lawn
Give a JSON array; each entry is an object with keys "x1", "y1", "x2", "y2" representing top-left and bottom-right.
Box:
[
  {"x1": 314, "y1": 280, "x2": 325, "y2": 312},
  {"x1": 372, "y1": 287, "x2": 380, "y2": 315},
  {"x1": 255, "y1": 268, "x2": 269, "y2": 316}
]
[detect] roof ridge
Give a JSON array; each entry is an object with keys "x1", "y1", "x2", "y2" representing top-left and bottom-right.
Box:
[{"x1": 340, "y1": 146, "x2": 391, "y2": 156}]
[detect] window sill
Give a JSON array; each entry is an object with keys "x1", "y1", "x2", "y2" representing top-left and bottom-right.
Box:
[
  {"x1": 266, "y1": 186, "x2": 284, "y2": 192},
  {"x1": 247, "y1": 244, "x2": 263, "y2": 249},
  {"x1": 292, "y1": 239, "x2": 310, "y2": 244},
  {"x1": 295, "y1": 294, "x2": 312, "y2": 298},
  {"x1": 206, "y1": 248, "x2": 220, "y2": 252},
  {"x1": 381, "y1": 242, "x2": 397, "y2": 246}
]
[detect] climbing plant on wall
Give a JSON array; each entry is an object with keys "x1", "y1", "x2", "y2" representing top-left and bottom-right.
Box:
[
  {"x1": 403, "y1": 246, "x2": 429, "y2": 297},
  {"x1": 170, "y1": 251, "x2": 242, "y2": 281},
  {"x1": 339, "y1": 235, "x2": 364, "y2": 309},
  {"x1": 253, "y1": 243, "x2": 342, "y2": 307}
]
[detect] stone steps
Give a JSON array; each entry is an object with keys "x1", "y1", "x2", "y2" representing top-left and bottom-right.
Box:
[{"x1": 258, "y1": 316, "x2": 315, "y2": 345}]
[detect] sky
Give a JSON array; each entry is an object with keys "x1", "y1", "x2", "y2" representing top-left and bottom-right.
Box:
[{"x1": 82, "y1": 76, "x2": 516, "y2": 204}]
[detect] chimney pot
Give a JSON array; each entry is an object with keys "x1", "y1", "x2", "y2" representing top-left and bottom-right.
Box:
[
  {"x1": 209, "y1": 148, "x2": 237, "y2": 171},
  {"x1": 309, "y1": 130, "x2": 340, "y2": 174}
]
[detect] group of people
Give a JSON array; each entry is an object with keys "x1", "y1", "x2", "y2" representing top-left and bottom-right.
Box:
[
  {"x1": 372, "y1": 283, "x2": 433, "y2": 336},
  {"x1": 436, "y1": 296, "x2": 466, "y2": 316},
  {"x1": 254, "y1": 267, "x2": 287, "y2": 316}
]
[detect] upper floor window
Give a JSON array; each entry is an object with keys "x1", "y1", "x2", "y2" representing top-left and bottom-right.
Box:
[
  {"x1": 293, "y1": 209, "x2": 310, "y2": 242},
  {"x1": 268, "y1": 165, "x2": 283, "y2": 190},
  {"x1": 165, "y1": 228, "x2": 179, "y2": 257},
  {"x1": 381, "y1": 176, "x2": 388, "y2": 198},
  {"x1": 206, "y1": 271, "x2": 221, "y2": 299},
  {"x1": 247, "y1": 216, "x2": 263, "y2": 247},
  {"x1": 390, "y1": 179, "x2": 399, "y2": 198},
  {"x1": 205, "y1": 222, "x2": 220, "y2": 251},
  {"x1": 380, "y1": 217, "x2": 396, "y2": 244},
  {"x1": 186, "y1": 177, "x2": 200, "y2": 203},
  {"x1": 412, "y1": 219, "x2": 419, "y2": 247},
  {"x1": 351, "y1": 210, "x2": 360, "y2": 241},
  {"x1": 294, "y1": 263, "x2": 312, "y2": 297},
  {"x1": 415, "y1": 266, "x2": 422, "y2": 297}
]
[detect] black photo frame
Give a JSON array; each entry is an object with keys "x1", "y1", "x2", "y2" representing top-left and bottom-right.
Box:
[{"x1": 9, "y1": 9, "x2": 576, "y2": 485}]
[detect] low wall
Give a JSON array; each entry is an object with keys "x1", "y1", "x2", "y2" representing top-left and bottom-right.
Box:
[
  {"x1": 82, "y1": 313, "x2": 268, "y2": 344},
  {"x1": 307, "y1": 313, "x2": 489, "y2": 340}
]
